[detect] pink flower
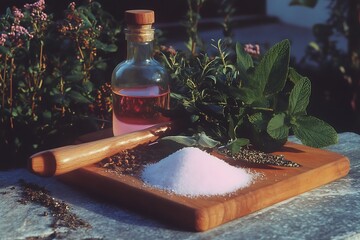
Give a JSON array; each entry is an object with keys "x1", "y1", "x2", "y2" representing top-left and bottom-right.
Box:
[
  {"x1": 24, "y1": 0, "x2": 48, "y2": 25},
  {"x1": 244, "y1": 44, "x2": 260, "y2": 58},
  {"x1": 7, "y1": 24, "x2": 33, "y2": 46},
  {"x1": 40, "y1": 12, "x2": 47, "y2": 21},
  {"x1": 160, "y1": 45, "x2": 177, "y2": 56},
  {"x1": 12, "y1": 7, "x2": 24, "y2": 23},
  {"x1": 0, "y1": 33, "x2": 8, "y2": 46},
  {"x1": 24, "y1": 0, "x2": 45, "y2": 11},
  {"x1": 69, "y1": 2, "x2": 76, "y2": 11}
]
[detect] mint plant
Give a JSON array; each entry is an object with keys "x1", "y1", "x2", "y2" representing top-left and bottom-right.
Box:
[{"x1": 160, "y1": 39, "x2": 338, "y2": 152}]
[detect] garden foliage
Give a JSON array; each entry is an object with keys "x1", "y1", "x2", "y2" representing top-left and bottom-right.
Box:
[
  {"x1": 0, "y1": 0, "x2": 341, "y2": 167},
  {"x1": 160, "y1": 39, "x2": 337, "y2": 152},
  {"x1": 0, "y1": 0, "x2": 119, "y2": 166}
]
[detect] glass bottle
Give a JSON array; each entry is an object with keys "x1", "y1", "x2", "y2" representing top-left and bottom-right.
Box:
[{"x1": 111, "y1": 10, "x2": 170, "y2": 136}]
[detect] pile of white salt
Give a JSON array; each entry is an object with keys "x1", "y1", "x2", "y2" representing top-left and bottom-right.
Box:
[{"x1": 141, "y1": 147, "x2": 254, "y2": 197}]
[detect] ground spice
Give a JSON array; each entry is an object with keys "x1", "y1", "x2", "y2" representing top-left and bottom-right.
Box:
[
  {"x1": 97, "y1": 142, "x2": 180, "y2": 176},
  {"x1": 98, "y1": 142, "x2": 300, "y2": 177},
  {"x1": 218, "y1": 147, "x2": 301, "y2": 167},
  {"x1": 18, "y1": 179, "x2": 91, "y2": 230},
  {"x1": 141, "y1": 147, "x2": 254, "y2": 196}
]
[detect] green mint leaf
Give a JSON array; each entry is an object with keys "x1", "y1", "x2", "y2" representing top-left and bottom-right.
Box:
[
  {"x1": 227, "y1": 138, "x2": 250, "y2": 154},
  {"x1": 292, "y1": 115, "x2": 338, "y2": 148},
  {"x1": 236, "y1": 42, "x2": 253, "y2": 79},
  {"x1": 253, "y1": 39, "x2": 290, "y2": 95},
  {"x1": 161, "y1": 135, "x2": 197, "y2": 147},
  {"x1": 250, "y1": 96, "x2": 270, "y2": 108},
  {"x1": 228, "y1": 115, "x2": 236, "y2": 140},
  {"x1": 267, "y1": 113, "x2": 289, "y2": 140},
  {"x1": 228, "y1": 86, "x2": 257, "y2": 105},
  {"x1": 288, "y1": 68, "x2": 304, "y2": 84},
  {"x1": 248, "y1": 112, "x2": 267, "y2": 132},
  {"x1": 197, "y1": 132, "x2": 220, "y2": 148},
  {"x1": 288, "y1": 77, "x2": 311, "y2": 115}
]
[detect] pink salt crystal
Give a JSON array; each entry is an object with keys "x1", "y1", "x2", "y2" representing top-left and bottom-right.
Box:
[{"x1": 141, "y1": 147, "x2": 254, "y2": 197}]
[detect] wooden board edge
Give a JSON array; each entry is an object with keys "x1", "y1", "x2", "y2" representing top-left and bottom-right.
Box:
[
  {"x1": 58, "y1": 167, "x2": 200, "y2": 231},
  {"x1": 195, "y1": 155, "x2": 351, "y2": 231}
]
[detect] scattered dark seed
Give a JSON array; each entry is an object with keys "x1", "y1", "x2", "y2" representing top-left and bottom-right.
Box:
[
  {"x1": 18, "y1": 179, "x2": 91, "y2": 230},
  {"x1": 97, "y1": 142, "x2": 178, "y2": 176},
  {"x1": 98, "y1": 142, "x2": 300, "y2": 178},
  {"x1": 25, "y1": 231, "x2": 105, "y2": 240},
  {"x1": 217, "y1": 147, "x2": 301, "y2": 167}
]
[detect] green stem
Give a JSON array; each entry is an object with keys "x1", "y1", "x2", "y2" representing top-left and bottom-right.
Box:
[
  {"x1": 31, "y1": 41, "x2": 44, "y2": 118},
  {"x1": 252, "y1": 107, "x2": 274, "y2": 112},
  {"x1": 76, "y1": 39, "x2": 86, "y2": 72},
  {"x1": 9, "y1": 57, "x2": 14, "y2": 128},
  {"x1": 39, "y1": 41, "x2": 43, "y2": 73},
  {"x1": 1, "y1": 55, "x2": 7, "y2": 113},
  {"x1": 191, "y1": 41, "x2": 196, "y2": 56},
  {"x1": 187, "y1": 0, "x2": 204, "y2": 56},
  {"x1": 60, "y1": 76, "x2": 65, "y2": 116},
  {"x1": 200, "y1": 57, "x2": 216, "y2": 80},
  {"x1": 218, "y1": 40, "x2": 227, "y2": 68}
]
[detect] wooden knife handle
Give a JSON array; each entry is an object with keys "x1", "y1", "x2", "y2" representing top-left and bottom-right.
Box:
[{"x1": 28, "y1": 122, "x2": 174, "y2": 177}]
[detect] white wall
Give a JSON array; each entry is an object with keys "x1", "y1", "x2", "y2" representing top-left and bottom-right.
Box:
[{"x1": 266, "y1": 0, "x2": 330, "y2": 28}]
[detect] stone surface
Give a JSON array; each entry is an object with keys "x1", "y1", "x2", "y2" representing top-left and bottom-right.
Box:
[{"x1": 1, "y1": 132, "x2": 359, "y2": 240}]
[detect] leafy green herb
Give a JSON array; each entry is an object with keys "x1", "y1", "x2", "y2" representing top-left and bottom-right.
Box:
[
  {"x1": 227, "y1": 138, "x2": 250, "y2": 154},
  {"x1": 292, "y1": 116, "x2": 338, "y2": 148},
  {"x1": 161, "y1": 132, "x2": 220, "y2": 149},
  {"x1": 288, "y1": 75, "x2": 311, "y2": 115},
  {"x1": 161, "y1": 38, "x2": 338, "y2": 153},
  {"x1": 267, "y1": 113, "x2": 289, "y2": 140}
]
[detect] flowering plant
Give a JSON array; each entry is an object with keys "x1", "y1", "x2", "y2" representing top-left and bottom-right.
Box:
[{"x1": 0, "y1": 0, "x2": 119, "y2": 167}]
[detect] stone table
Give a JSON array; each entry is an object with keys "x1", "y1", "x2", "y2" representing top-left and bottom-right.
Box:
[{"x1": 1, "y1": 132, "x2": 360, "y2": 240}]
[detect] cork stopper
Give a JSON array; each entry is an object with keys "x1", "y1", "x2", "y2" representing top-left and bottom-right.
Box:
[
  {"x1": 124, "y1": 10, "x2": 155, "y2": 42},
  {"x1": 125, "y1": 10, "x2": 155, "y2": 26}
]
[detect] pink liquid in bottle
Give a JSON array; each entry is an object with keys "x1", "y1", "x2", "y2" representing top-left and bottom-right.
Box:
[{"x1": 112, "y1": 85, "x2": 170, "y2": 136}]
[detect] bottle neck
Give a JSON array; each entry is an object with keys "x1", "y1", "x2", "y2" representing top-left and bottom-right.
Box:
[
  {"x1": 127, "y1": 41, "x2": 154, "y2": 61},
  {"x1": 125, "y1": 25, "x2": 154, "y2": 62}
]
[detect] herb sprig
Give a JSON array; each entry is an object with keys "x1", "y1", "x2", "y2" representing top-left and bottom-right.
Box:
[{"x1": 160, "y1": 39, "x2": 338, "y2": 153}]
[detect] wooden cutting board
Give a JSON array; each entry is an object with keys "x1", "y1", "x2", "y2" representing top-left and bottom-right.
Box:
[{"x1": 59, "y1": 130, "x2": 350, "y2": 232}]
